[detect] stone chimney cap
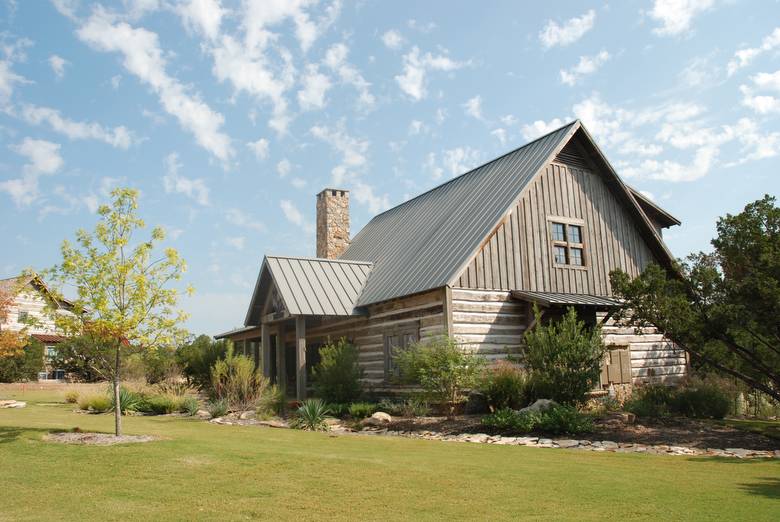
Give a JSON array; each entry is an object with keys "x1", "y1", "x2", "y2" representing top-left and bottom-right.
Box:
[{"x1": 317, "y1": 188, "x2": 349, "y2": 196}]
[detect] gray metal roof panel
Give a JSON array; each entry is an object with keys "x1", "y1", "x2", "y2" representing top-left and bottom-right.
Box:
[
  {"x1": 512, "y1": 290, "x2": 621, "y2": 308},
  {"x1": 341, "y1": 121, "x2": 579, "y2": 306},
  {"x1": 262, "y1": 256, "x2": 373, "y2": 316}
]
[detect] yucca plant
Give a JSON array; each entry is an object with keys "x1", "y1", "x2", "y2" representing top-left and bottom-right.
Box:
[
  {"x1": 110, "y1": 386, "x2": 144, "y2": 415},
  {"x1": 206, "y1": 398, "x2": 229, "y2": 418},
  {"x1": 291, "y1": 399, "x2": 331, "y2": 431}
]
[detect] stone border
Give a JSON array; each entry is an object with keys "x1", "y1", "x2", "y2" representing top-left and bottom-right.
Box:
[{"x1": 44, "y1": 432, "x2": 158, "y2": 445}]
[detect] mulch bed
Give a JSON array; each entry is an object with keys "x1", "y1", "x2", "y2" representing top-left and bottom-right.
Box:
[
  {"x1": 44, "y1": 432, "x2": 158, "y2": 445},
  {"x1": 387, "y1": 414, "x2": 779, "y2": 451}
]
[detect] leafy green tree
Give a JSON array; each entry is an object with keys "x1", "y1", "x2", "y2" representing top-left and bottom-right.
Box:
[
  {"x1": 312, "y1": 338, "x2": 362, "y2": 404},
  {"x1": 48, "y1": 334, "x2": 113, "y2": 382},
  {"x1": 177, "y1": 334, "x2": 229, "y2": 389},
  {"x1": 0, "y1": 337, "x2": 44, "y2": 382},
  {"x1": 48, "y1": 188, "x2": 190, "y2": 435},
  {"x1": 610, "y1": 195, "x2": 780, "y2": 401},
  {"x1": 396, "y1": 336, "x2": 485, "y2": 419},
  {"x1": 523, "y1": 306, "x2": 606, "y2": 405}
]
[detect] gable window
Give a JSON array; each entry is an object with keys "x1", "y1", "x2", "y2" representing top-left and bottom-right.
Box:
[
  {"x1": 384, "y1": 328, "x2": 419, "y2": 381},
  {"x1": 17, "y1": 311, "x2": 29, "y2": 323},
  {"x1": 549, "y1": 219, "x2": 586, "y2": 268}
]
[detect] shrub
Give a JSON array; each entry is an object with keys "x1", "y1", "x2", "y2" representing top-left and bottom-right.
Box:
[
  {"x1": 206, "y1": 398, "x2": 228, "y2": 418},
  {"x1": 481, "y1": 405, "x2": 592, "y2": 435},
  {"x1": 291, "y1": 399, "x2": 331, "y2": 431},
  {"x1": 256, "y1": 384, "x2": 284, "y2": 417},
  {"x1": 482, "y1": 408, "x2": 538, "y2": 432},
  {"x1": 64, "y1": 390, "x2": 79, "y2": 404},
  {"x1": 523, "y1": 307, "x2": 606, "y2": 405},
  {"x1": 210, "y1": 346, "x2": 269, "y2": 411},
  {"x1": 396, "y1": 336, "x2": 485, "y2": 419},
  {"x1": 182, "y1": 396, "x2": 200, "y2": 416},
  {"x1": 142, "y1": 346, "x2": 179, "y2": 384},
  {"x1": 78, "y1": 394, "x2": 111, "y2": 413},
  {"x1": 479, "y1": 361, "x2": 529, "y2": 411},
  {"x1": 671, "y1": 385, "x2": 731, "y2": 419},
  {"x1": 138, "y1": 395, "x2": 178, "y2": 415},
  {"x1": 348, "y1": 402, "x2": 377, "y2": 419},
  {"x1": 156, "y1": 380, "x2": 195, "y2": 397},
  {"x1": 624, "y1": 384, "x2": 674, "y2": 418},
  {"x1": 0, "y1": 338, "x2": 44, "y2": 382},
  {"x1": 111, "y1": 386, "x2": 144, "y2": 415},
  {"x1": 312, "y1": 338, "x2": 363, "y2": 404},
  {"x1": 327, "y1": 403, "x2": 350, "y2": 418},
  {"x1": 177, "y1": 335, "x2": 229, "y2": 389}
]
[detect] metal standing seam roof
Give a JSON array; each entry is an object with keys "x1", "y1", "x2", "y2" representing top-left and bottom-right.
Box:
[
  {"x1": 340, "y1": 121, "x2": 580, "y2": 306},
  {"x1": 261, "y1": 256, "x2": 373, "y2": 317},
  {"x1": 511, "y1": 290, "x2": 622, "y2": 308}
]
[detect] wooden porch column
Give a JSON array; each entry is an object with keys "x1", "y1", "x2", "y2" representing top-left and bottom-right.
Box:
[
  {"x1": 261, "y1": 323, "x2": 271, "y2": 378},
  {"x1": 276, "y1": 323, "x2": 286, "y2": 399},
  {"x1": 295, "y1": 316, "x2": 306, "y2": 401}
]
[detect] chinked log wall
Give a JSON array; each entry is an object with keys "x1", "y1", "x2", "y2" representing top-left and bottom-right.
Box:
[{"x1": 304, "y1": 289, "x2": 446, "y2": 386}]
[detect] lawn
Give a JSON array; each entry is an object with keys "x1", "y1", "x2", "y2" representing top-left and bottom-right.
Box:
[{"x1": 1, "y1": 387, "x2": 778, "y2": 521}]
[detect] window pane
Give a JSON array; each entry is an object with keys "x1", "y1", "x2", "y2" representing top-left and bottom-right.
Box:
[
  {"x1": 568, "y1": 225, "x2": 582, "y2": 244},
  {"x1": 551, "y1": 222, "x2": 565, "y2": 242},
  {"x1": 554, "y1": 246, "x2": 567, "y2": 264},
  {"x1": 570, "y1": 247, "x2": 584, "y2": 266}
]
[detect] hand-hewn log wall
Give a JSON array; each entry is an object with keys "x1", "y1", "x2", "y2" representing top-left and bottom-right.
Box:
[
  {"x1": 1, "y1": 285, "x2": 65, "y2": 336},
  {"x1": 450, "y1": 288, "x2": 527, "y2": 362},
  {"x1": 599, "y1": 313, "x2": 687, "y2": 385},
  {"x1": 304, "y1": 288, "x2": 446, "y2": 386},
  {"x1": 456, "y1": 160, "x2": 657, "y2": 295}
]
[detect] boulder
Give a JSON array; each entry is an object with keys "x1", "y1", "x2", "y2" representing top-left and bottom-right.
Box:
[
  {"x1": 363, "y1": 411, "x2": 392, "y2": 426},
  {"x1": 0, "y1": 400, "x2": 26, "y2": 409},
  {"x1": 238, "y1": 410, "x2": 256, "y2": 420},
  {"x1": 196, "y1": 409, "x2": 211, "y2": 419},
  {"x1": 518, "y1": 399, "x2": 557, "y2": 413}
]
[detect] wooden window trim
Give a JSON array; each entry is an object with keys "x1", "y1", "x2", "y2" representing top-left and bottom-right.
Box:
[
  {"x1": 383, "y1": 326, "x2": 419, "y2": 382},
  {"x1": 547, "y1": 217, "x2": 588, "y2": 269}
]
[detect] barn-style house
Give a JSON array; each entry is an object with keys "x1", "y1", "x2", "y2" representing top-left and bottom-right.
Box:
[{"x1": 216, "y1": 120, "x2": 685, "y2": 401}]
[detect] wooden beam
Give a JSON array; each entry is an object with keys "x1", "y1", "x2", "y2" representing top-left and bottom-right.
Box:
[
  {"x1": 261, "y1": 323, "x2": 271, "y2": 378},
  {"x1": 276, "y1": 323, "x2": 286, "y2": 399},
  {"x1": 442, "y1": 285, "x2": 453, "y2": 336},
  {"x1": 263, "y1": 310, "x2": 291, "y2": 324},
  {"x1": 295, "y1": 316, "x2": 306, "y2": 401}
]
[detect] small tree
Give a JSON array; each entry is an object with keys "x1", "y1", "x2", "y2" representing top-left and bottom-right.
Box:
[
  {"x1": 210, "y1": 344, "x2": 269, "y2": 412},
  {"x1": 0, "y1": 280, "x2": 28, "y2": 360},
  {"x1": 396, "y1": 336, "x2": 485, "y2": 419},
  {"x1": 177, "y1": 334, "x2": 230, "y2": 389},
  {"x1": 523, "y1": 306, "x2": 606, "y2": 405},
  {"x1": 0, "y1": 337, "x2": 44, "y2": 382},
  {"x1": 48, "y1": 188, "x2": 190, "y2": 436},
  {"x1": 49, "y1": 334, "x2": 113, "y2": 382},
  {"x1": 611, "y1": 195, "x2": 780, "y2": 401},
  {"x1": 312, "y1": 338, "x2": 362, "y2": 404}
]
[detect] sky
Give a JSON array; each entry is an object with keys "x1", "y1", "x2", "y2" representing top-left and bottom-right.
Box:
[{"x1": 1, "y1": 0, "x2": 779, "y2": 336}]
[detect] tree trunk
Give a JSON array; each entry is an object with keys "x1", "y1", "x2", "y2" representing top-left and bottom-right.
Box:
[{"x1": 113, "y1": 344, "x2": 122, "y2": 437}]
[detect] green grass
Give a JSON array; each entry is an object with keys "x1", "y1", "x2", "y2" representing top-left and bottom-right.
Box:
[
  {"x1": 1, "y1": 389, "x2": 778, "y2": 521},
  {"x1": 721, "y1": 418, "x2": 780, "y2": 441}
]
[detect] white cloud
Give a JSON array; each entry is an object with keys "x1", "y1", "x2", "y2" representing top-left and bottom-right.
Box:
[
  {"x1": 491, "y1": 128, "x2": 507, "y2": 145},
  {"x1": 290, "y1": 177, "x2": 307, "y2": 188},
  {"x1": 463, "y1": 95, "x2": 483, "y2": 120},
  {"x1": 424, "y1": 152, "x2": 443, "y2": 180},
  {"x1": 0, "y1": 60, "x2": 27, "y2": 106},
  {"x1": 395, "y1": 46, "x2": 468, "y2": 101},
  {"x1": 539, "y1": 9, "x2": 595, "y2": 48},
  {"x1": 177, "y1": 0, "x2": 225, "y2": 41},
  {"x1": 226, "y1": 208, "x2": 266, "y2": 232},
  {"x1": 48, "y1": 54, "x2": 69, "y2": 79},
  {"x1": 225, "y1": 236, "x2": 246, "y2": 250},
  {"x1": 740, "y1": 70, "x2": 780, "y2": 114},
  {"x1": 728, "y1": 28, "x2": 780, "y2": 76},
  {"x1": 162, "y1": 152, "x2": 210, "y2": 205},
  {"x1": 408, "y1": 119, "x2": 425, "y2": 135},
  {"x1": 324, "y1": 43, "x2": 375, "y2": 110},
  {"x1": 297, "y1": 63, "x2": 331, "y2": 110},
  {"x1": 407, "y1": 19, "x2": 437, "y2": 33},
  {"x1": 649, "y1": 0, "x2": 713, "y2": 37},
  {"x1": 521, "y1": 118, "x2": 567, "y2": 140},
  {"x1": 442, "y1": 147, "x2": 482, "y2": 177},
  {"x1": 500, "y1": 114, "x2": 517, "y2": 126},
  {"x1": 560, "y1": 50, "x2": 610, "y2": 86},
  {"x1": 276, "y1": 158, "x2": 291, "y2": 177},
  {"x1": 382, "y1": 29, "x2": 404, "y2": 49},
  {"x1": 247, "y1": 138, "x2": 269, "y2": 160},
  {"x1": 110, "y1": 74, "x2": 122, "y2": 88},
  {"x1": 620, "y1": 147, "x2": 718, "y2": 182},
  {"x1": 1, "y1": 138, "x2": 64, "y2": 206},
  {"x1": 21, "y1": 104, "x2": 135, "y2": 149},
  {"x1": 280, "y1": 199, "x2": 314, "y2": 233},
  {"x1": 77, "y1": 8, "x2": 233, "y2": 164}
]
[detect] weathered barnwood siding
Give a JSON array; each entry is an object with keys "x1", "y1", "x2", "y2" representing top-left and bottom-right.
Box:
[
  {"x1": 599, "y1": 313, "x2": 687, "y2": 385},
  {"x1": 1, "y1": 284, "x2": 63, "y2": 336},
  {"x1": 450, "y1": 288, "x2": 526, "y2": 362},
  {"x1": 456, "y1": 160, "x2": 656, "y2": 295},
  {"x1": 305, "y1": 288, "x2": 446, "y2": 385}
]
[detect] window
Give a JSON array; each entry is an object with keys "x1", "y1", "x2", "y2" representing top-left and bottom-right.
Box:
[
  {"x1": 45, "y1": 346, "x2": 57, "y2": 361},
  {"x1": 384, "y1": 329, "x2": 419, "y2": 380},
  {"x1": 550, "y1": 219, "x2": 586, "y2": 268},
  {"x1": 17, "y1": 311, "x2": 29, "y2": 323}
]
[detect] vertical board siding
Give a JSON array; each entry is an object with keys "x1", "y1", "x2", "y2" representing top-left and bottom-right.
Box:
[{"x1": 456, "y1": 161, "x2": 656, "y2": 295}]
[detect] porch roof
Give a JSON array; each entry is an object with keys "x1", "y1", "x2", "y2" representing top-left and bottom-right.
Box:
[{"x1": 511, "y1": 290, "x2": 621, "y2": 309}]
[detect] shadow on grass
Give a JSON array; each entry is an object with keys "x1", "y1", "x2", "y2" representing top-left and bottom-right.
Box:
[
  {"x1": 738, "y1": 477, "x2": 780, "y2": 499},
  {"x1": 0, "y1": 426, "x2": 53, "y2": 444}
]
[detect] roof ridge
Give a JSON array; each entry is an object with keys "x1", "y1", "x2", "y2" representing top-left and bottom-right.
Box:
[
  {"x1": 368, "y1": 120, "x2": 579, "y2": 220},
  {"x1": 265, "y1": 254, "x2": 373, "y2": 266}
]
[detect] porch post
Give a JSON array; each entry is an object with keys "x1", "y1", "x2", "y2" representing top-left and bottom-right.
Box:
[
  {"x1": 276, "y1": 323, "x2": 287, "y2": 399},
  {"x1": 295, "y1": 316, "x2": 306, "y2": 401},
  {"x1": 261, "y1": 323, "x2": 271, "y2": 378}
]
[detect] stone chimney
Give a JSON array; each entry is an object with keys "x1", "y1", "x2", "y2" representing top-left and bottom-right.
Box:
[{"x1": 316, "y1": 188, "x2": 350, "y2": 259}]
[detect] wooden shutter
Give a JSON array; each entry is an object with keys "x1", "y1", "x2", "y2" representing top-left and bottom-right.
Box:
[{"x1": 600, "y1": 347, "x2": 632, "y2": 387}]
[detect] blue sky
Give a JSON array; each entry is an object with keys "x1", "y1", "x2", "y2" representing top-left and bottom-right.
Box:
[{"x1": 1, "y1": 0, "x2": 779, "y2": 335}]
